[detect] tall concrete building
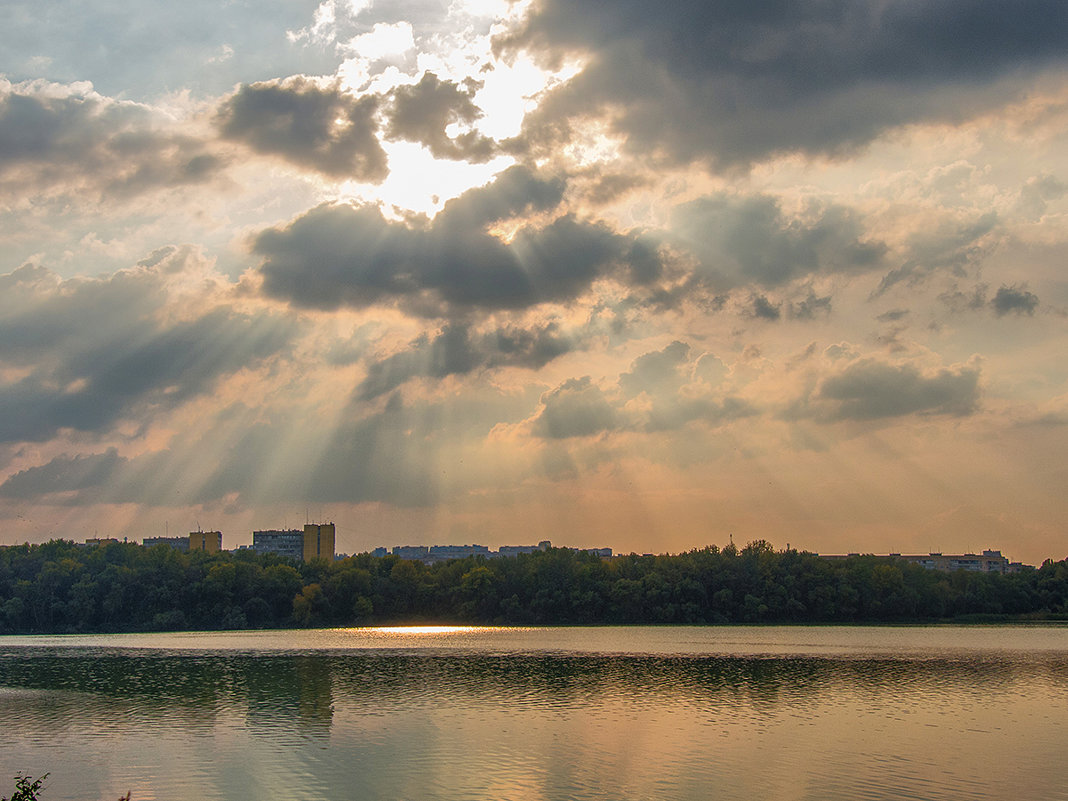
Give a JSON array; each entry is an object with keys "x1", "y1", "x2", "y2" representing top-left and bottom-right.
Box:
[
  {"x1": 252, "y1": 529, "x2": 305, "y2": 560},
  {"x1": 189, "y1": 530, "x2": 222, "y2": 553},
  {"x1": 143, "y1": 536, "x2": 190, "y2": 552},
  {"x1": 303, "y1": 523, "x2": 335, "y2": 561}
]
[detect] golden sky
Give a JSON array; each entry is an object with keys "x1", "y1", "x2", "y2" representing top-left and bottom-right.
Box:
[{"x1": 1, "y1": 0, "x2": 1067, "y2": 564}]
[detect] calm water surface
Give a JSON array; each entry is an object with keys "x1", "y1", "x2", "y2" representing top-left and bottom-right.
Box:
[{"x1": 1, "y1": 625, "x2": 1066, "y2": 801}]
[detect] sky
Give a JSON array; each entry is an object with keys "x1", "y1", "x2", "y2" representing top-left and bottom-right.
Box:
[{"x1": 1, "y1": 0, "x2": 1067, "y2": 564}]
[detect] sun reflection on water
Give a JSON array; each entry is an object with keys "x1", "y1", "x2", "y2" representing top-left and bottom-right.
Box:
[{"x1": 362, "y1": 625, "x2": 499, "y2": 636}]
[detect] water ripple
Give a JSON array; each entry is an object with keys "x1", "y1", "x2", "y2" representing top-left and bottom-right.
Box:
[{"x1": 2, "y1": 627, "x2": 1068, "y2": 800}]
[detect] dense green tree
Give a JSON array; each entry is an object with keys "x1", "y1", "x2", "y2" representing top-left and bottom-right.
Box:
[{"x1": 0, "y1": 539, "x2": 1063, "y2": 632}]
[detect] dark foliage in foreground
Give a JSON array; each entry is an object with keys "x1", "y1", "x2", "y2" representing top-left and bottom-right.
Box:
[
  {"x1": 0, "y1": 539, "x2": 1065, "y2": 633},
  {"x1": 2, "y1": 774, "x2": 46, "y2": 801},
  {"x1": 1, "y1": 774, "x2": 127, "y2": 801}
]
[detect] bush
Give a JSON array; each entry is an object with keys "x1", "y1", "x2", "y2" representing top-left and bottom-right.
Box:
[
  {"x1": 3, "y1": 774, "x2": 47, "y2": 801},
  {"x1": 2, "y1": 775, "x2": 129, "y2": 801}
]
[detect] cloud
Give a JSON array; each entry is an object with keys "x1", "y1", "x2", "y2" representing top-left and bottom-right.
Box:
[
  {"x1": 26, "y1": 385, "x2": 542, "y2": 509},
  {"x1": 0, "y1": 256, "x2": 295, "y2": 444},
  {"x1": 939, "y1": 283, "x2": 988, "y2": 314},
  {"x1": 748, "y1": 294, "x2": 782, "y2": 321},
  {"x1": 358, "y1": 320, "x2": 572, "y2": 399},
  {"x1": 791, "y1": 292, "x2": 832, "y2": 320},
  {"x1": 938, "y1": 282, "x2": 1041, "y2": 317},
  {"x1": 670, "y1": 194, "x2": 886, "y2": 289},
  {"x1": 341, "y1": 21, "x2": 416, "y2": 63},
  {"x1": 618, "y1": 340, "x2": 690, "y2": 398},
  {"x1": 532, "y1": 376, "x2": 618, "y2": 439},
  {"x1": 255, "y1": 165, "x2": 655, "y2": 314},
  {"x1": 817, "y1": 357, "x2": 981, "y2": 421},
  {"x1": 499, "y1": 0, "x2": 1068, "y2": 168},
  {"x1": 576, "y1": 169, "x2": 651, "y2": 206},
  {"x1": 0, "y1": 449, "x2": 124, "y2": 499},
  {"x1": 0, "y1": 79, "x2": 223, "y2": 199},
  {"x1": 991, "y1": 284, "x2": 1039, "y2": 316},
  {"x1": 0, "y1": 403, "x2": 442, "y2": 508},
  {"x1": 1017, "y1": 174, "x2": 1067, "y2": 219},
  {"x1": 530, "y1": 341, "x2": 752, "y2": 439},
  {"x1": 876, "y1": 309, "x2": 910, "y2": 323},
  {"x1": 385, "y1": 72, "x2": 496, "y2": 162},
  {"x1": 617, "y1": 341, "x2": 752, "y2": 432},
  {"x1": 288, "y1": 0, "x2": 373, "y2": 45},
  {"x1": 872, "y1": 212, "x2": 999, "y2": 297},
  {"x1": 216, "y1": 77, "x2": 387, "y2": 180},
  {"x1": 435, "y1": 162, "x2": 567, "y2": 226}
]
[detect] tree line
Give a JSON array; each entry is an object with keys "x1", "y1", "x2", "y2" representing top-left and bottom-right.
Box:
[{"x1": 1, "y1": 538, "x2": 1066, "y2": 633}]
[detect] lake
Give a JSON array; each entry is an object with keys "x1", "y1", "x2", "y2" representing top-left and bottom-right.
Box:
[{"x1": 1, "y1": 625, "x2": 1066, "y2": 800}]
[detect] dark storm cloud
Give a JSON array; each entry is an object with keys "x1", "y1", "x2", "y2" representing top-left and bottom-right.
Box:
[
  {"x1": 0, "y1": 83, "x2": 222, "y2": 197},
  {"x1": 498, "y1": 0, "x2": 1068, "y2": 167},
  {"x1": 818, "y1": 358, "x2": 981, "y2": 421},
  {"x1": 385, "y1": 72, "x2": 496, "y2": 162},
  {"x1": 217, "y1": 78, "x2": 387, "y2": 180},
  {"x1": 358, "y1": 321, "x2": 571, "y2": 399},
  {"x1": 671, "y1": 194, "x2": 886, "y2": 289},
  {"x1": 0, "y1": 450, "x2": 123, "y2": 499},
  {"x1": 748, "y1": 294, "x2": 782, "y2": 321},
  {"x1": 255, "y1": 165, "x2": 655, "y2": 313},
  {"x1": 991, "y1": 284, "x2": 1039, "y2": 316},
  {"x1": 0, "y1": 259, "x2": 295, "y2": 443}
]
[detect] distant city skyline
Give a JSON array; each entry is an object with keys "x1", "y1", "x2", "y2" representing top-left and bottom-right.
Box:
[
  {"x1": 126, "y1": 528, "x2": 1029, "y2": 571},
  {"x1": 2, "y1": 2, "x2": 1068, "y2": 567}
]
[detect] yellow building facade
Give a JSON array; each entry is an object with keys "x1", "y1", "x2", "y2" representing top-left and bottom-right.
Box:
[
  {"x1": 84, "y1": 537, "x2": 121, "y2": 547},
  {"x1": 302, "y1": 523, "x2": 335, "y2": 562},
  {"x1": 189, "y1": 530, "x2": 222, "y2": 553}
]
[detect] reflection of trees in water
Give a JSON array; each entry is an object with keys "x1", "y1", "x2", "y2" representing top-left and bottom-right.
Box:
[
  {"x1": 0, "y1": 652, "x2": 226, "y2": 734},
  {"x1": 0, "y1": 650, "x2": 334, "y2": 737},
  {"x1": 1, "y1": 649, "x2": 1067, "y2": 734},
  {"x1": 325, "y1": 653, "x2": 1068, "y2": 714},
  {"x1": 242, "y1": 656, "x2": 333, "y2": 737},
  {"x1": 0, "y1": 650, "x2": 337, "y2": 737}
]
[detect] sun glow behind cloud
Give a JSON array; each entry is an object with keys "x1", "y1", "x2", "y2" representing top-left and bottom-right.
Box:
[
  {"x1": 327, "y1": 0, "x2": 581, "y2": 216},
  {"x1": 340, "y1": 142, "x2": 513, "y2": 217}
]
